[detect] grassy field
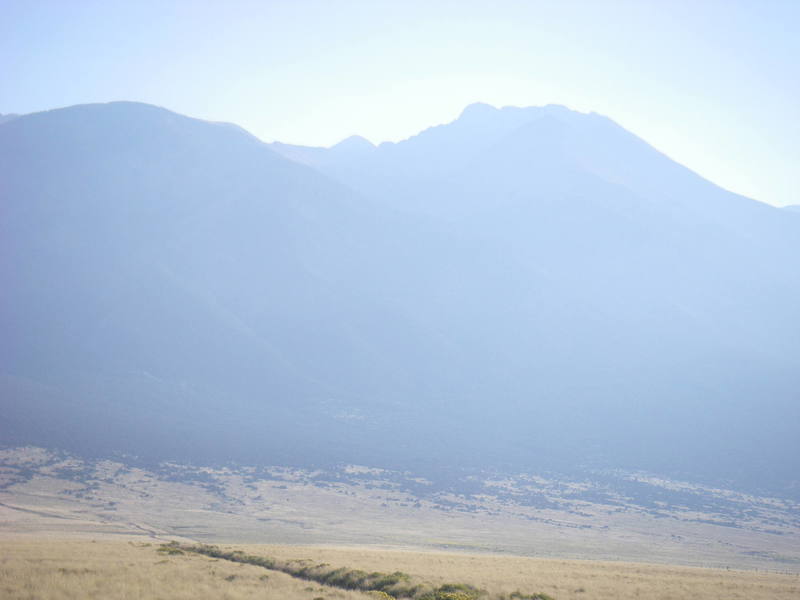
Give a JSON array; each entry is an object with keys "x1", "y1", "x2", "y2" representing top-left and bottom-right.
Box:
[
  {"x1": 1, "y1": 539, "x2": 798, "y2": 600},
  {"x1": 0, "y1": 539, "x2": 374, "y2": 600}
]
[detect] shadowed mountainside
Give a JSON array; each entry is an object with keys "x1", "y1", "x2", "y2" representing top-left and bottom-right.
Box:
[{"x1": 2, "y1": 101, "x2": 799, "y2": 496}]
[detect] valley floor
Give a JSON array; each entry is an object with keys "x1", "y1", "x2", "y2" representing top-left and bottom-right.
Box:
[{"x1": 2, "y1": 447, "x2": 799, "y2": 573}]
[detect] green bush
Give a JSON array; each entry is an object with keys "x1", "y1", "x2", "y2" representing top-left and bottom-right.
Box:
[
  {"x1": 156, "y1": 544, "x2": 184, "y2": 555},
  {"x1": 509, "y1": 592, "x2": 555, "y2": 600},
  {"x1": 419, "y1": 582, "x2": 483, "y2": 600}
]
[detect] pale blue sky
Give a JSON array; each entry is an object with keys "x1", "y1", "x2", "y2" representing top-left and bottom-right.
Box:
[{"x1": 2, "y1": 0, "x2": 797, "y2": 206}]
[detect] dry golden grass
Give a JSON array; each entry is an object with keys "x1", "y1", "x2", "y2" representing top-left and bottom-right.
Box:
[
  {"x1": 1, "y1": 539, "x2": 799, "y2": 600},
  {"x1": 0, "y1": 539, "x2": 373, "y2": 600},
  {"x1": 239, "y1": 543, "x2": 800, "y2": 600}
]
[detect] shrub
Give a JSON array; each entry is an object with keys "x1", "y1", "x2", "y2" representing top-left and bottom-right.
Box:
[
  {"x1": 419, "y1": 582, "x2": 483, "y2": 600},
  {"x1": 509, "y1": 593, "x2": 555, "y2": 600},
  {"x1": 174, "y1": 544, "x2": 550, "y2": 600},
  {"x1": 156, "y1": 544, "x2": 184, "y2": 555}
]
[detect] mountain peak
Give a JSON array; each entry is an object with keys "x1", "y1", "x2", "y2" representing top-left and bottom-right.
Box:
[
  {"x1": 458, "y1": 102, "x2": 499, "y2": 120},
  {"x1": 331, "y1": 134, "x2": 375, "y2": 151}
]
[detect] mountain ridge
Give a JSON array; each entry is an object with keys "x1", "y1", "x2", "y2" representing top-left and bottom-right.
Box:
[{"x1": 2, "y1": 101, "x2": 799, "y2": 498}]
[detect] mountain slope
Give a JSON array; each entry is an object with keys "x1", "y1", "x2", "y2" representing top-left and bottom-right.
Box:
[
  {"x1": 0, "y1": 102, "x2": 453, "y2": 463},
  {"x1": 2, "y1": 102, "x2": 799, "y2": 496}
]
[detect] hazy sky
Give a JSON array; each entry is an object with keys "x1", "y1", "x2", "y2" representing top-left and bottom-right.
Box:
[{"x1": 2, "y1": 0, "x2": 797, "y2": 206}]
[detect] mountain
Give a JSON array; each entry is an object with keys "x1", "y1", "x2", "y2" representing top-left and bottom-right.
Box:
[
  {"x1": 2, "y1": 102, "x2": 799, "y2": 496},
  {"x1": 0, "y1": 102, "x2": 437, "y2": 463},
  {"x1": 0, "y1": 113, "x2": 19, "y2": 125}
]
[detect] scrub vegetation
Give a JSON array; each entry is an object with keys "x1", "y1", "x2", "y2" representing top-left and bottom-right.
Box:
[{"x1": 174, "y1": 542, "x2": 552, "y2": 600}]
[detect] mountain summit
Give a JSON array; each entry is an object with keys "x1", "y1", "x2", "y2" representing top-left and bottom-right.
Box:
[
  {"x1": 332, "y1": 134, "x2": 375, "y2": 150},
  {"x1": 2, "y1": 102, "x2": 799, "y2": 495}
]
